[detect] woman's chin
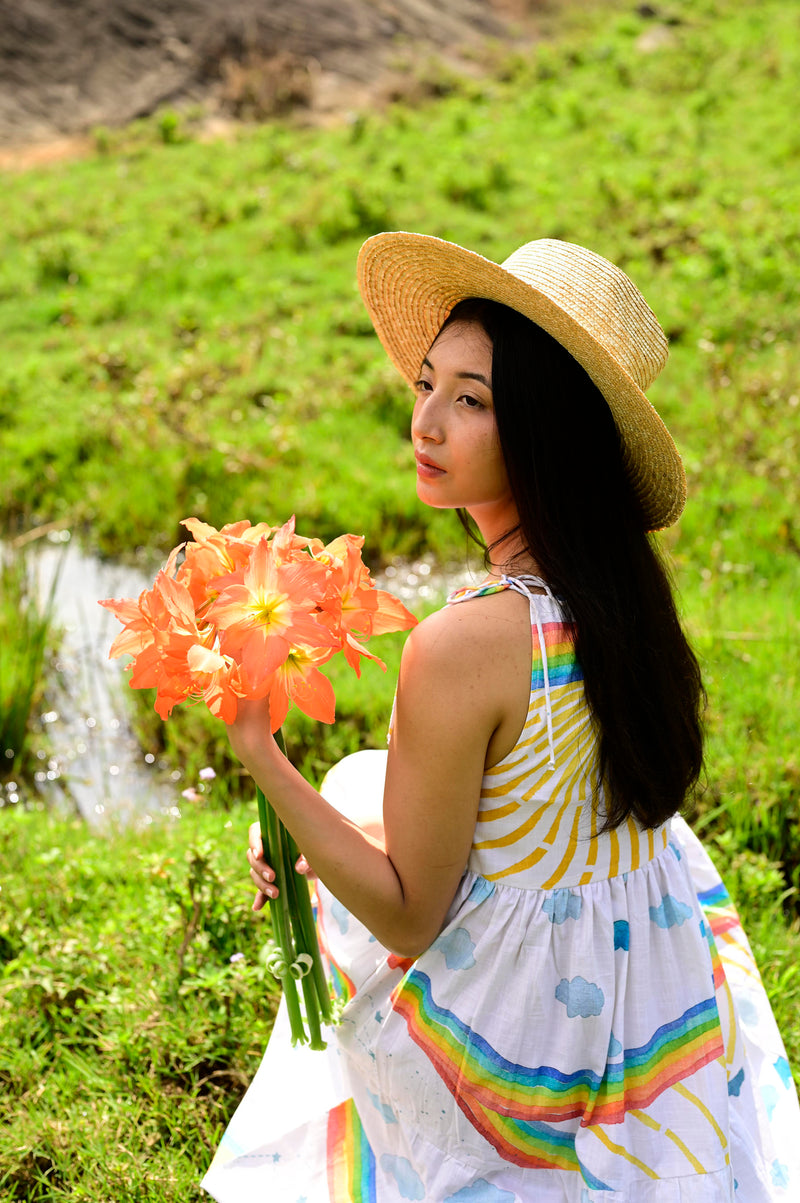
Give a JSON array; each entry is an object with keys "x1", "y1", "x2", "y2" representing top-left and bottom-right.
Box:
[{"x1": 416, "y1": 482, "x2": 442, "y2": 506}]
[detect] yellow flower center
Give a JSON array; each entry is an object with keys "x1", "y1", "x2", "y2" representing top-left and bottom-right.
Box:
[{"x1": 251, "y1": 595, "x2": 286, "y2": 628}]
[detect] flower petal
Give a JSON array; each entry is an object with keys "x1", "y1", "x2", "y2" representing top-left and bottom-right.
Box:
[{"x1": 187, "y1": 643, "x2": 227, "y2": 674}]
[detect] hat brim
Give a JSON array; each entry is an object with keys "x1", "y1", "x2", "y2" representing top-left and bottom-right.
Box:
[{"x1": 357, "y1": 232, "x2": 686, "y2": 530}]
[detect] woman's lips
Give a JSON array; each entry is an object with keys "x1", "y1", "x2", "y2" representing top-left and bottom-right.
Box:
[{"x1": 415, "y1": 453, "x2": 445, "y2": 479}]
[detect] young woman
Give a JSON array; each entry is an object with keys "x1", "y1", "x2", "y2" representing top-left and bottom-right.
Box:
[{"x1": 202, "y1": 233, "x2": 799, "y2": 1201}]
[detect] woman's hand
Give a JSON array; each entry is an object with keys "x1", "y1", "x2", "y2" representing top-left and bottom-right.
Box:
[
  {"x1": 228, "y1": 695, "x2": 277, "y2": 773},
  {"x1": 246, "y1": 820, "x2": 311, "y2": 912},
  {"x1": 229, "y1": 698, "x2": 312, "y2": 910}
]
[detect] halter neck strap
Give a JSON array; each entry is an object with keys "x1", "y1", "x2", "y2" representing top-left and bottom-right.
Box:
[
  {"x1": 503, "y1": 576, "x2": 557, "y2": 770},
  {"x1": 447, "y1": 573, "x2": 558, "y2": 771}
]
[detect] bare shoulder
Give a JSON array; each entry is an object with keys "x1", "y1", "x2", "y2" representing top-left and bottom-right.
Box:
[
  {"x1": 400, "y1": 589, "x2": 531, "y2": 683},
  {"x1": 395, "y1": 589, "x2": 532, "y2": 767}
]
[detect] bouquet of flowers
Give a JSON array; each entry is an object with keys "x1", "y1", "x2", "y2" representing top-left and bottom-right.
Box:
[{"x1": 100, "y1": 516, "x2": 417, "y2": 1047}]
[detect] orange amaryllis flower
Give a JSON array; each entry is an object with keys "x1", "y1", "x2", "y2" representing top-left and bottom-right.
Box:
[
  {"x1": 102, "y1": 570, "x2": 244, "y2": 721},
  {"x1": 99, "y1": 590, "x2": 158, "y2": 660},
  {"x1": 177, "y1": 517, "x2": 275, "y2": 612},
  {"x1": 183, "y1": 643, "x2": 243, "y2": 724},
  {"x1": 318, "y1": 533, "x2": 417, "y2": 674},
  {"x1": 133, "y1": 574, "x2": 211, "y2": 717},
  {"x1": 100, "y1": 570, "x2": 188, "y2": 694},
  {"x1": 208, "y1": 536, "x2": 338, "y2": 695},
  {"x1": 101, "y1": 514, "x2": 417, "y2": 728},
  {"x1": 271, "y1": 515, "x2": 325, "y2": 562},
  {"x1": 266, "y1": 645, "x2": 337, "y2": 732}
]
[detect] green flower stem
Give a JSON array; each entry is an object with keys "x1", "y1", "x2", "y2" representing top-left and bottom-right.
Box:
[
  {"x1": 256, "y1": 784, "x2": 272, "y2": 867},
  {"x1": 300, "y1": 969, "x2": 326, "y2": 1051},
  {"x1": 255, "y1": 728, "x2": 334, "y2": 1048},
  {"x1": 259, "y1": 787, "x2": 306, "y2": 1044},
  {"x1": 281, "y1": 832, "x2": 326, "y2": 1051},
  {"x1": 275, "y1": 728, "x2": 333, "y2": 1026},
  {"x1": 285, "y1": 827, "x2": 333, "y2": 1025}
]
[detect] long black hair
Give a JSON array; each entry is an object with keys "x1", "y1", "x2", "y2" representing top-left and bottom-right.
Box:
[{"x1": 442, "y1": 298, "x2": 704, "y2": 831}]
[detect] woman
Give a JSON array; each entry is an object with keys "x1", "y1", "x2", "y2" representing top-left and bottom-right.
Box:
[{"x1": 202, "y1": 233, "x2": 799, "y2": 1201}]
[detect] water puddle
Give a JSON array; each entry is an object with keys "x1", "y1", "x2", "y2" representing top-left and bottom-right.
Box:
[{"x1": 21, "y1": 535, "x2": 179, "y2": 826}]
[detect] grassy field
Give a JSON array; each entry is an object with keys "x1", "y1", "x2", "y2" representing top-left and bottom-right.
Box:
[
  {"x1": 0, "y1": 805, "x2": 275, "y2": 1200},
  {"x1": 1, "y1": 0, "x2": 799, "y2": 1196}
]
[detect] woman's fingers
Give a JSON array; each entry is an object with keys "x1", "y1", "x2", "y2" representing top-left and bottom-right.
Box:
[
  {"x1": 245, "y1": 827, "x2": 311, "y2": 911},
  {"x1": 250, "y1": 868, "x2": 277, "y2": 896},
  {"x1": 247, "y1": 819, "x2": 276, "y2": 910},
  {"x1": 248, "y1": 845, "x2": 276, "y2": 887},
  {"x1": 248, "y1": 819, "x2": 263, "y2": 859}
]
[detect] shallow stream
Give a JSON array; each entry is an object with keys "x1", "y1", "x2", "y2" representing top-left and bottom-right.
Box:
[{"x1": 20, "y1": 535, "x2": 179, "y2": 826}]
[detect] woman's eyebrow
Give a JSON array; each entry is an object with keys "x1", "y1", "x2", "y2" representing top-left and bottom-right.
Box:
[{"x1": 420, "y1": 357, "x2": 491, "y2": 388}]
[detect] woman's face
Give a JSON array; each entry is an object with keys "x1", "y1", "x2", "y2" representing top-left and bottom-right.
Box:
[{"x1": 411, "y1": 319, "x2": 517, "y2": 538}]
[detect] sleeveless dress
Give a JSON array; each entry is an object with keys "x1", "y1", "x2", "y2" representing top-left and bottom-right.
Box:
[{"x1": 202, "y1": 576, "x2": 800, "y2": 1202}]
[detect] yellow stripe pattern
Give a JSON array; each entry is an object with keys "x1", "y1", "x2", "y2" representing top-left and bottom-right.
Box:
[{"x1": 469, "y1": 673, "x2": 668, "y2": 889}]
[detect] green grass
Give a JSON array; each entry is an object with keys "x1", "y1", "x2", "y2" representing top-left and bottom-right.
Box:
[
  {"x1": 1, "y1": 0, "x2": 799, "y2": 1193},
  {"x1": 1, "y1": 796, "x2": 798, "y2": 1200},
  {"x1": 0, "y1": 806, "x2": 278, "y2": 1201},
  {"x1": 1, "y1": 0, "x2": 798, "y2": 566}
]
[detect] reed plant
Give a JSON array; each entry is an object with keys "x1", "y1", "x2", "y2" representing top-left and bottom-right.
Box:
[{"x1": 0, "y1": 543, "x2": 57, "y2": 784}]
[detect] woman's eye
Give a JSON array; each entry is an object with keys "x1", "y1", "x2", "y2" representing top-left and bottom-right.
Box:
[
  {"x1": 414, "y1": 379, "x2": 432, "y2": 392},
  {"x1": 460, "y1": 394, "x2": 483, "y2": 409}
]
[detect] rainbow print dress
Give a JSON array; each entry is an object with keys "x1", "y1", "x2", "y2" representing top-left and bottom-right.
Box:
[{"x1": 202, "y1": 577, "x2": 800, "y2": 1202}]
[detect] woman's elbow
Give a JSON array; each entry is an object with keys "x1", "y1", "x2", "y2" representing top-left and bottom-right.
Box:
[{"x1": 379, "y1": 914, "x2": 443, "y2": 960}]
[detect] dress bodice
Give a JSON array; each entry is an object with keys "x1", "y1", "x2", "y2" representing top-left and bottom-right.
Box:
[{"x1": 447, "y1": 575, "x2": 671, "y2": 889}]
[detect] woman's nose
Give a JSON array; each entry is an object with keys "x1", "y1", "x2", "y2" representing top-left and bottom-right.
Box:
[{"x1": 411, "y1": 393, "x2": 443, "y2": 443}]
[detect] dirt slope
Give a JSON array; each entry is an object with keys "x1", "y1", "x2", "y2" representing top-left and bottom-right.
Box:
[{"x1": 0, "y1": 0, "x2": 541, "y2": 147}]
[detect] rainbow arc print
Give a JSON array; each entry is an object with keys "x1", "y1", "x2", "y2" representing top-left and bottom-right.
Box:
[
  {"x1": 391, "y1": 971, "x2": 724, "y2": 1174},
  {"x1": 326, "y1": 1099, "x2": 377, "y2": 1202}
]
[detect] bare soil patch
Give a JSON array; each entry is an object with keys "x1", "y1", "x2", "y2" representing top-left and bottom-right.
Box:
[{"x1": 0, "y1": 0, "x2": 547, "y2": 159}]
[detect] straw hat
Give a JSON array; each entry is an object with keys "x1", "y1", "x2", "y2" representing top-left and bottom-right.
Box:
[{"x1": 357, "y1": 232, "x2": 685, "y2": 530}]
